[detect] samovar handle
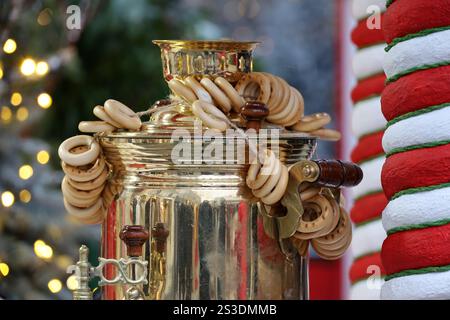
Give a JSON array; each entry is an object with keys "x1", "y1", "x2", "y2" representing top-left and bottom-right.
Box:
[{"x1": 119, "y1": 225, "x2": 149, "y2": 258}]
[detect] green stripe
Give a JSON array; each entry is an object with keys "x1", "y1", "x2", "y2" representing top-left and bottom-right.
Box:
[
  {"x1": 392, "y1": 182, "x2": 450, "y2": 201},
  {"x1": 386, "y1": 140, "x2": 450, "y2": 157},
  {"x1": 386, "y1": 103, "x2": 450, "y2": 128},
  {"x1": 385, "y1": 26, "x2": 450, "y2": 52},
  {"x1": 386, "y1": 61, "x2": 450, "y2": 84},
  {"x1": 387, "y1": 219, "x2": 450, "y2": 235},
  {"x1": 386, "y1": 0, "x2": 395, "y2": 8},
  {"x1": 385, "y1": 264, "x2": 450, "y2": 281}
]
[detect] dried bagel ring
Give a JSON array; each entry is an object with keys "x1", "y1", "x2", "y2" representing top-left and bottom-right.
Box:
[
  {"x1": 261, "y1": 73, "x2": 283, "y2": 111},
  {"x1": 104, "y1": 99, "x2": 141, "y2": 130},
  {"x1": 62, "y1": 176, "x2": 104, "y2": 200},
  {"x1": 67, "y1": 168, "x2": 108, "y2": 191},
  {"x1": 252, "y1": 157, "x2": 282, "y2": 198},
  {"x1": 314, "y1": 207, "x2": 351, "y2": 246},
  {"x1": 63, "y1": 197, "x2": 103, "y2": 221},
  {"x1": 168, "y1": 79, "x2": 197, "y2": 103},
  {"x1": 261, "y1": 163, "x2": 289, "y2": 205},
  {"x1": 200, "y1": 78, "x2": 232, "y2": 113},
  {"x1": 292, "y1": 113, "x2": 331, "y2": 132},
  {"x1": 293, "y1": 200, "x2": 336, "y2": 241},
  {"x1": 297, "y1": 194, "x2": 333, "y2": 233},
  {"x1": 270, "y1": 76, "x2": 291, "y2": 114},
  {"x1": 78, "y1": 121, "x2": 115, "y2": 133},
  {"x1": 71, "y1": 207, "x2": 105, "y2": 225},
  {"x1": 309, "y1": 128, "x2": 342, "y2": 141},
  {"x1": 311, "y1": 233, "x2": 351, "y2": 260},
  {"x1": 191, "y1": 100, "x2": 229, "y2": 132},
  {"x1": 299, "y1": 185, "x2": 321, "y2": 201},
  {"x1": 266, "y1": 86, "x2": 298, "y2": 125},
  {"x1": 235, "y1": 72, "x2": 271, "y2": 105},
  {"x1": 246, "y1": 150, "x2": 276, "y2": 190},
  {"x1": 93, "y1": 105, "x2": 123, "y2": 128},
  {"x1": 58, "y1": 135, "x2": 101, "y2": 167},
  {"x1": 184, "y1": 76, "x2": 213, "y2": 103},
  {"x1": 214, "y1": 77, "x2": 245, "y2": 112},
  {"x1": 61, "y1": 156, "x2": 106, "y2": 182}
]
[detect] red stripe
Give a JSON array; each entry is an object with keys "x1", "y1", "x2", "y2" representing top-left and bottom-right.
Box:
[
  {"x1": 382, "y1": 223, "x2": 450, "y2": 275},
  {"x1": 382, "y1": 65, "x2": 450, "y2": 121},
  {"x1": 351, "y1": 131, "x2": 384, "y2": 164},
  {"x1": 351, "y1": 14, "x2": 385, "y2": 48},
  {"x1": 352, "y1": 73, "x2": 386, "y2": 104},
  {"x1": 350, "y1": 192, "x2": 388, "y2": 225},
  {"x1": 350, "y1": 252, "x2": 385, "y2": 283},
  {"x1": 382, "y1": 143, "x2": 450, "y2": 200},
  {"x1": 383, "y1": 0, "x2": 450, "y2": 44}
]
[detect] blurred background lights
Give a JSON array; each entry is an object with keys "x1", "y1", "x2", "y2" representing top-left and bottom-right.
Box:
[
  {"x1": 1, "y1": 106, "x2": 12, "y2": 123},
  {"x1": 66, "y1": 275, "x2": 78, "y2": 290},
  {"x1": 0, "y1": 67, "x2": 3, "y2": 79},
  {"x1": 36, "y1": 61, "x2": 49, "y2": 76},
  {"x1": 20, "y1": 58, "x2": 36, "y2": 76},
  {"x1": 47, "y1": 279, "x2": 62, "y2": 293},
  {"x1": 19, "y1": 189, "x2": 31, "y2": 203},
  {"x1": 37, "y1": 93, "x2": 52, "y2": 109},
  {"x1": 0, "y1": 263, "x2": 10, "y2": 277},
  {"x1": 1, "y1": 191, "x2": 15, "y2": 207},
  {"x1": 10, "y1": 92, "x2": 22, "y2": 106},
  {"x1": 34, "y1": 240, "x2": 53, "y2": 260},
  {"x1": 3, "y1": 38, "x2": 17, "y2": 54},
  {"x1": 16, "y1": 106, "x2": 29, "y2": 122},
  {"x1": 36, "y1": 150, "x2": 50, "y2": 164},
  {"x1": 19, "y1": 164, "x2": 33, "y2": 180}
]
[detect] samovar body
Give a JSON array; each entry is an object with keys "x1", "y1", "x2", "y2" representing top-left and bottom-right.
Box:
[{"x1": 99, "y1": 119, "x2": 316, "y2": 300}]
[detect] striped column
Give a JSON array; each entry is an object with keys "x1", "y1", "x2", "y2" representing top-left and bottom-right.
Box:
[
  {"x1": 380, "y1": 0, "x2": 450, "y2": 300},
  {"x1": 348, "y1": 0, "x2": 388, "y2": 300}
]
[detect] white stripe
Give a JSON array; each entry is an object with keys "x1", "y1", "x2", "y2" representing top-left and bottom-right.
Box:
[
  {"x1": 382, "y1": 186, "x2": 450, "y2": 232},
  {"x1": 352, "y1": 96, "x2": 386, "y2": 138},
  {"x1": 353, "y1": 44, "x2": 386, "y2": 79},
  {"x1": 383, "y1": 106, "x2": 450, "y2": 153},
  {"x1": 350, "y1": 279, "x2": 383, "y2": 300},
  {"x1": 352, "y1": 0, "x2": 386, "y2": 20},
  {"x1": 384, "y1": 29, "x2": 450, "y2": 79},
  {"x1": 352, "y1": 155, "x2": 384, "y2": 199},
  {"x1": 381, "y1": 270, "x2": 450, "y2": 300},
  {"x1": 352, "y1": 219, "x2": 386, "y2": 258}
]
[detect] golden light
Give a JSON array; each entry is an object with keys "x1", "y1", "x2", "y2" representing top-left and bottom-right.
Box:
[
  {"x1": 48, "y1": 279, "x2": 62, "y2": 293},
  {"x1": 37, "y1": 93, "x2": 52, "y2": 109},
  {"x1": 36, "y1": 150, "x2": 50, "y2": 164},
  {"x1": 19, "y1": 189, "x2": 31, "y2": 203},
  {"x1": 16, "y1": 106, "x2": 29, "y2": 122},
  {"x1": 3, "y1": 39, "x2": 17, "y2": 54},
  {"x1": 0, "y1": 67, "x2": 3, "y2": 79},
  {"x1": 19, "y1": 164, "x2": 33, "y2": 180},
  {"x1": 1, "y1": 106, "x2": 12, "y2": 123},
  {"x1": 11, "y1": 92, "x2": 22, "y2": 106},
  {"x1": 66, "y1": 275, "x2": 79, "y2": 290},
  {"x1": 36, "y1": 61, "x2": 49, "y2": 76},
  {"x1": 34, "y1": 240, "x2": 53, "y2": 260},
  {"x1": 55, "y1": 255, "x2": 72, "y2": 270},
  {"x1": 0, "y1": 262, "x2": 10, "y2": 277},
  {"x1": 37, "y1": 9, "x2": 52, "y2": 26},
  {"x1": 1, "y1": 191, "x2": 15, "y2": 208},
  {"x1": 20, "y1": 58, "x2": 36, "y2": 76}
]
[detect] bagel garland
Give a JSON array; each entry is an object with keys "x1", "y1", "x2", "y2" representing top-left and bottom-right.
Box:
[
  {"x1": 380, "y1": 0, "x2": 450, "y2": 300},
  {"x1": 60, "y1": 99, "x2": 141, "y2": 224}
]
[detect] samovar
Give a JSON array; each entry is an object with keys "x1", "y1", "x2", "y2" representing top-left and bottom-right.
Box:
[{"x1": 68, "y1": 40, "x2": 362, "y2": 300}]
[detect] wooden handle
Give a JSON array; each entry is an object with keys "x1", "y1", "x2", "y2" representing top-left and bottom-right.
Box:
[
  {"x1": 240, "y1": 101, "x2": 269, "y2": 132},
  {"x1": 119, "y1": 225, "x2": 149, "y2": 257},
  {"x1": 152, "y1": 223, "x2": 169, "y2": 254},
  {"x1": 314, "y1": 160, "x2": 363, "y2": 188}
]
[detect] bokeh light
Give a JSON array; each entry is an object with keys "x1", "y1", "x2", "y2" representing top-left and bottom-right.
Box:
[
  {"x1": 36, "y1": 150, "x2": 50, "y2": 164},
  {"x1": 1, "y1": 191, "x2": 15, "y2": 208},
  {"x1": 36, "y1": 61, "x2": 49, "y2": 76},
  {"x1": 34, "y1": 240, "x2": 53, "y2": 260},
  {"x1": 1, "y1": 106, "x2": 12, "y2": 123},
  {"x1": 3, "y1": 39, "x2": 17, "y2": 54},
  {"x1": 16, "y1": 106, "x2": 29, "y2": 122},
  {"x1": 19, "y1": 189, "x2": 32, "y2": 203},
  {"x1": 37, "y1": 93, "x2": 52, "y2": 109},
  {"x1": 66, "y1": 275, "x2": 78, "y2": 290},
  {"x1": 47, "y1": 279, "x2": 62, "y2": 293},
  {"x1": 0, "y1": 263, "x2": 10, "y2": 277},
  {"x1": 19, "y1": 164, "x2": 33, "y2": 180},
  {"x1": 20, "y1": 58, "x2": 36, "y2": 76},
  {"x1": 11, "y1": 92, "x2": 22, "y2": 106}
]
